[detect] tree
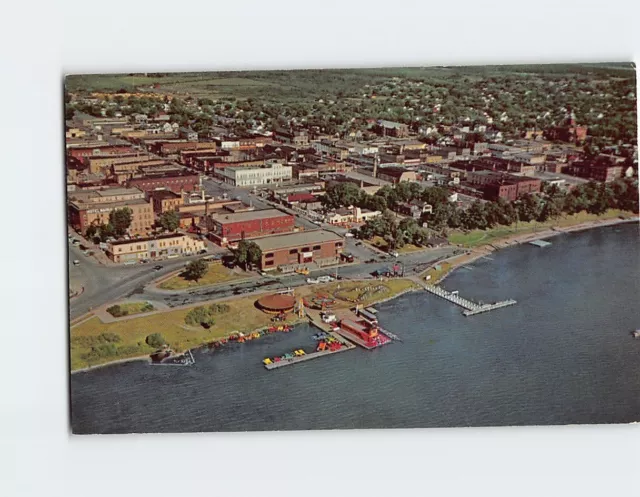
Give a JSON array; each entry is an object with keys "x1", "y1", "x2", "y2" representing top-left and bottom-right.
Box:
[
  {"x1": 85, "y1": 225, "x2": 98, "y2": 239},
  {"x1": 145, "y1": 333, "x2": 166, "y2": 349},
  {"x1": 375, "y1": 185, "x2": 399, "y2": 210},
  {"x1": 184, "y1": 306, "x2": 215, "y2": 328},
  {"x1": 109, "y1": 208, "x2": 133, "y2": 237},
  {"x1": 65, "y1": 106, "x2": 75, "y2": 121},
  {"x1": 158, "y1": 210, "x2": 180, "y2": 231},
  {"x1": 98, "y1": 223, "x2": 115, "y2": 242},
  {"x1": 184, "y1": 259, "x2": 208, "y2": 282},
  {"x1": 322, "y1": 182, "x2": 362, "y2": 209},
  {"x1": 516, "y1": 194, "x2": 541, "y2": 223},
  {"x1": 462, "y1": 200, "x2": 488, "y2": 230},
  {"x1": 234, "y1": 240, "x2": 262, "y2": 270}
]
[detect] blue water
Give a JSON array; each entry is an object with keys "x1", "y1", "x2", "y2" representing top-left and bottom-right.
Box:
[{"x1": 70, "y1": 223, "x2": 640, "y2": 433}]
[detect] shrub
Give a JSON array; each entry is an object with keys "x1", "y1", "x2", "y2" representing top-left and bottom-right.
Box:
[
  {"x1": 117, "y1": 344, "x2": 145, "y2": 356},
  {"x1": 106, "y1": 305, "x2": 128, "y2": 317},
  {"x1": 185, "y1": 306, "x2": 215, "y2": 327},
  {"x1": 145, "y1": 333, "x2": 166, "y2": 349},
  {"x1": 141, "y1": 302, "x2": 154, "y2": 312},
  {"x1": 209, "y1": 303, "x2": 230, "y2": 314}
]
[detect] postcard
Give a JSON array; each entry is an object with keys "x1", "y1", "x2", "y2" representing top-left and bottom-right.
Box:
[{"x1": 66, "y1": 64, "x2": 639, "y2": 433}]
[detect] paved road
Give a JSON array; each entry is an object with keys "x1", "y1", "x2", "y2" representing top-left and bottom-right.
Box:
[{"x1": 135, "y1": 246, "x2": 457, "y2": 310}]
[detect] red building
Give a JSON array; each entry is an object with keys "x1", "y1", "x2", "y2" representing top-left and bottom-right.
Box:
[
  {"x1": 127, "y1": 173, "x2": 200, "y2": 193},
  {"x1": 483, "y1": 176, "x2": 542, "y2": 201},
  {"x1": 208, "y1": 209, "x2": 295, "y2": 246},
  {"x1": 67, "y1": 145, "x2": 133, "y2": 161},
  {"x1": 252, "y1": 229, "x2": 344, "y2": 270}
]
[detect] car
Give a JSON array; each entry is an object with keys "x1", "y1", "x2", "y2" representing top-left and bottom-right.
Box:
[
  {"x1": 390, "y1": 251, "x2": 400, "y2": 258},
  {"x1": 153, "y1": 265, "x2": 163, "y2": 271},
  {"x1": 73, "y1": 260, "x2": 80, "y2": 266},
  {"x1": 306, "y1": 278, "x2": 319, "y2": 284},
  {"x1": 344, "y1": 232, "x2": 354, "y2": 238},
  {"x1": 365, "y1": 258, "x2": 376, "y2": 264},
  {"x1": 198, "y1": 249, "x2": 207, "y2": 254},
  {"x1": 355, "y1": 242, "x2": 363, "y2": 246}
]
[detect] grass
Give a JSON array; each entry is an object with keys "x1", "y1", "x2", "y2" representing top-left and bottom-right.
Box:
[
  {"x1": 106, "y1": 301, "x2": 154, "y2": 317},
  {"x1": 422, "y1": 262, "x2": 454, "y2": 284},
  {"x1": 305, "y1": 279, "x2": 418, "y2": 308},
  {"x1": 158, "y1": 263, "x2": 249, "y2": 290},
  {"x1": 448, "y1": 209, "x2": 629, "y2": 248},
  {"x1": 71, "y1": 295, "x2": 303, "y2": 371}
]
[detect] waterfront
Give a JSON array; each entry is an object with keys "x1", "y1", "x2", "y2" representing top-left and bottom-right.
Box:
[{"x1": 70, "y1": 223, "x2": 640, "y2": 433}]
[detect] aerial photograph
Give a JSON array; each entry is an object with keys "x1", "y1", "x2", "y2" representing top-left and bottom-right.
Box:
[{"x1": 66, "y1": 64, "x2": 639, "y2": 434}]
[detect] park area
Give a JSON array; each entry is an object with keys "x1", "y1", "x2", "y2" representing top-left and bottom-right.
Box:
[
  {"x1": 447, "y1": 209, "x2": 629, "y2": 248},
  {"x1": 157, "y1": 263, "x2": 249, "y2": 290},
  {"x1": 367, "y1": 235, "x2": 427, "y2": 254}
]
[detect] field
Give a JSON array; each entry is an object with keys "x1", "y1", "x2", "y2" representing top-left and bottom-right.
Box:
[
  {"x1": 448, "y1": 210, "x2": 629, "y2": 248},
  {"x1": 302, "y1": 279, "x2": 418, "y2": 308},
  {"x1": 70, "y1": 295, "x2": 303, "y2": 371},
  {"x1": 157, "y1": 263, "x2": 249, "y2": 290}
]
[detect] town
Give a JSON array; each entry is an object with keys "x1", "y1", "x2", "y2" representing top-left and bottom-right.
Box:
[{"x1": 66, "y1": 65, "x2": 638, "y2": 371}]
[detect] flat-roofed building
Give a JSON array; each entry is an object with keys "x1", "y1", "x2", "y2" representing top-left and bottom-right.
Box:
[
  {"x1": 208, "y1": 208, "x2": 295, "y2": 246},
  {"x1": 106, "y1": 233, "x2": 205, "y2": 263},
  {"x1": 253, "y1": 230, "x2": 344, "y2": 271},
  {"x1": 220, "y1": 162, "x2": 292, "y2": 187},
  {"x1": 68, "y1": 187, "x2": 154, "y2": 236},
  {"x1": 149, "y1": 190, "x2": 184, "y2": 214}
]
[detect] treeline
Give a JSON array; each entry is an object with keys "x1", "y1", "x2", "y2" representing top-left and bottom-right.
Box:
[{"x1": 352, "y1": 177, "x2": 638, "y2": 246}]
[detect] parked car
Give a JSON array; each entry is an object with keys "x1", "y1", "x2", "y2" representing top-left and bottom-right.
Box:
[
  {"x1": 73, "y1": 260, "x2": 80, "y2": 266},
  {"x1": 153, "y1": 265, "x2": 163, "y2": 271},
  {"x1": 198, "y1": 249, "x2": 207, "y2": 254},
  {"x1": 390, "y1": 251, "x2": 399, "y2": 258}
]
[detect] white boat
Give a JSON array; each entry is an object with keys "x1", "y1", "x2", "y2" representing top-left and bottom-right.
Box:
[{"x1": 632, "y1": 330, "x2": 640, "y2": 339}]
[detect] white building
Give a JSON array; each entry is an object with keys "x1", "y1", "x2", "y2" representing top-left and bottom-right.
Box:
[{"x1": 220, "y1": 162, "x2": 293, "y2": 187}]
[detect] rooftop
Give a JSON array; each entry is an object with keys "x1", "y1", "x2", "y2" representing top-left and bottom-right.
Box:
[
  {"x1": 211, "y1": 208, "x2": 290, "y2": 224},
  {"x1": 109, "y1": 232, "x2": 196, "y2": 246},
  {"x1": 253, "y1": 230, "x2": 343, "y2": 252}
]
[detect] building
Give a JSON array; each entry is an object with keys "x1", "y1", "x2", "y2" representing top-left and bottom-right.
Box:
[
  {"x1": 178, "y1": 127, "x2": 198, "y2": 141},
  {"x1": 106, "y1": 233, "x2": 205, "y2": 263},
  {"x1": 274, "y1": 128, "x2": 309, "y2": 147},
  {"x1": 219, "y1": 162, "x2": 292, "y2": 187},
  {"x1": 375, "y1": 120, "x2": 409, "y2": 138},
  {"x1": 253, "y1": 230, "x2": 344, "y2": 271},
  {"x1": 67, "y1": 144, "x2": 133, "y2": 162},
  {"x1": 547, "y1": 110, "x2": 588, "y2": 144},
  {"x1": 396, "y1": 200, "x2": 433, "y2": 219},
  {"x1": 127, "y1": 173, "x2": 200, "y2": 193},
  {"x1": 208, "y1": 209, "x2": 295, "y2": 246},
  {"x1": 325, "y1": 206, "x2": 381, "y2": 226},
  {"x1": 567, "y1": 160, "x2": 623, "y2": 182},
  {"x1": 67, "y1": 187, "x2": 154, "y2": 236},
  {"x1": 376, "y1": 167, "x2": 418, "y2": 184},
  {"x1": 149, "y1": 190, "x2": 184, "y2": 214},
  {"x1": 475, "y1": 173, "x2": 542, "y2": 201}
]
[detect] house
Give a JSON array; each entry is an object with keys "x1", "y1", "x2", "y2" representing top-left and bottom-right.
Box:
[
  {"x1": 325, "y1": 206, "x2": 380, "y2": 226},
  {"x1": 396, "y1": 200, "x2": 433, "y2": 219},
  {"x1": 178, "y1": 127, "x2": 198, "y2": 141}
]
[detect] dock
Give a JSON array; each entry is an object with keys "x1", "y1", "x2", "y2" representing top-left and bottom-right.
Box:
[
  {"x1": 529, "y1": 239, "x2": 552, "y2": 248},
  {"x1": 420, "y1": 283, "x2": 517, "y2": 316},
  {"x1": 264, "y1": 331, "x2": 355, "y2": 370}
]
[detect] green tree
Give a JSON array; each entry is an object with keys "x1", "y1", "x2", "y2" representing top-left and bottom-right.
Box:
[
  {"x1": 322, "y1": 182, "x2": 362, "y2": 209},
  {"x1": 145, "y1": 333, "x2": 166, "y2": 349},
  {"x1": 184, "y1": 259, "x2": 208, "y2": 282},
  {"x1": 109, "y1": 208, "x2": 133, "y2": 237},
  {"x1": 158, "y1": 210, "x2": 180, "y2": 231},
  {"x1": 184, "y1": 306, "x2": 215, "y2": 327},
  {"x1": 516, "y1": 194, "x2": 541, "y2": 223},
  {"x1": 247, "y1": 242, "x2": 263, "y2": 270},
  {"x1": 234, "y1": 240, "x2": 262, "y2": 270}
]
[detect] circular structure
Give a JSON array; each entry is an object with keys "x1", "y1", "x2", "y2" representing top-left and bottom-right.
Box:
[{"x1": 256, "y1": 293, "x2": 296, "y2": 314}]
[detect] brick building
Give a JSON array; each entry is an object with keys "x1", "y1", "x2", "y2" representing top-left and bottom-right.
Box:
[
  {"x1": 376, "y1": 167, "x2": 418, "y2": 184},
  {"x1": 481, "y1": 175, "x2": 542, "y2": 201},
  {"x1": 253, "y1": 230, "x2": 344, "y2": 271},
  {"x1": 567, "y1": 159, "x2": 624, "y2": 183},
  {"x1": 68, "y1": 187, "x2": 154, "y2": 235},
  {"x1": 149, "y1": 190, "x2": 184, "y2": 214},
  {"x1": 208, "y1": 209, "x2": 295, "y2": 246},
  {"x1": 375, "y1": 120, "x2": 409, "y2": 138},
  {"x1": 67, "y1": 144, "x2": 133, "y2": 161},
  {"x1": 127, "y1": 173, "x2": 200, "y2": 193}
]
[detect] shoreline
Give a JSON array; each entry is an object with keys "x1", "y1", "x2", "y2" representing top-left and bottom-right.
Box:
[
  {"x1": 70, "y1": 217, "x2": 638, "y2": 373},
  {"x1": 433, "y1": 216, "x2": 638, "y2": 285}
]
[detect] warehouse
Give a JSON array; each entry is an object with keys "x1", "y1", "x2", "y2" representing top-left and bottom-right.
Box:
[
  {"x1": 208, "y1": 208, "x2": 295, "y2": 246},
  {"x1": 253, "y1": 230, "x2": 344, "y2": 272}
]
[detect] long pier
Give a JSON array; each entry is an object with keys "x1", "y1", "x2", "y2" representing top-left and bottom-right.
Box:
[
  {"x1": 264, "y1": 331, "x2": 355, "y2": 370},
  {"x1": 421, "y1": 283, "x2": 517, "y2": 316}
]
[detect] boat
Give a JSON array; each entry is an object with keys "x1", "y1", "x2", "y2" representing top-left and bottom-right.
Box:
[
  {"x1": 632, "y1": 329, "x2": 640, "y2": 338},
  {"x1": 263, "y1": 358, "x2": 272, "y2": 365}
]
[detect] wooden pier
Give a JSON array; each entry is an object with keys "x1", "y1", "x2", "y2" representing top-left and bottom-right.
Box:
[
  {"x1": 421, "y1": 283, "x2": 517, "y2": 316},
  {"x1": 264, "y1": 331, "x2": 355, "y2": 370}
]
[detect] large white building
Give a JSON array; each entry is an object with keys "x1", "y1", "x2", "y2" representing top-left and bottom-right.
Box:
[{"x1": 220, "y1": 162, "x2": 293, "y2": 187}]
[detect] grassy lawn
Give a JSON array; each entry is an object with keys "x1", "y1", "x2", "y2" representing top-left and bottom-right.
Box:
[
  {"x1": 106, "y1": 301, "x2": 154, "y2": 317},
  {"x1": 158, "y1": 263, "x2": 249, "y2": 290},
  {"x1": 71, "y1": 295, "x2": 303, "y2": 371},
  {"x1": 448, "y1": 210, "x2": 629, "y2": 248},
  {"x1": 422, "y1": 262, "x2": 454, "y2": 284},
  {"x1": 302, "y1": 279, "x2": 417, "y2": 308}
]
